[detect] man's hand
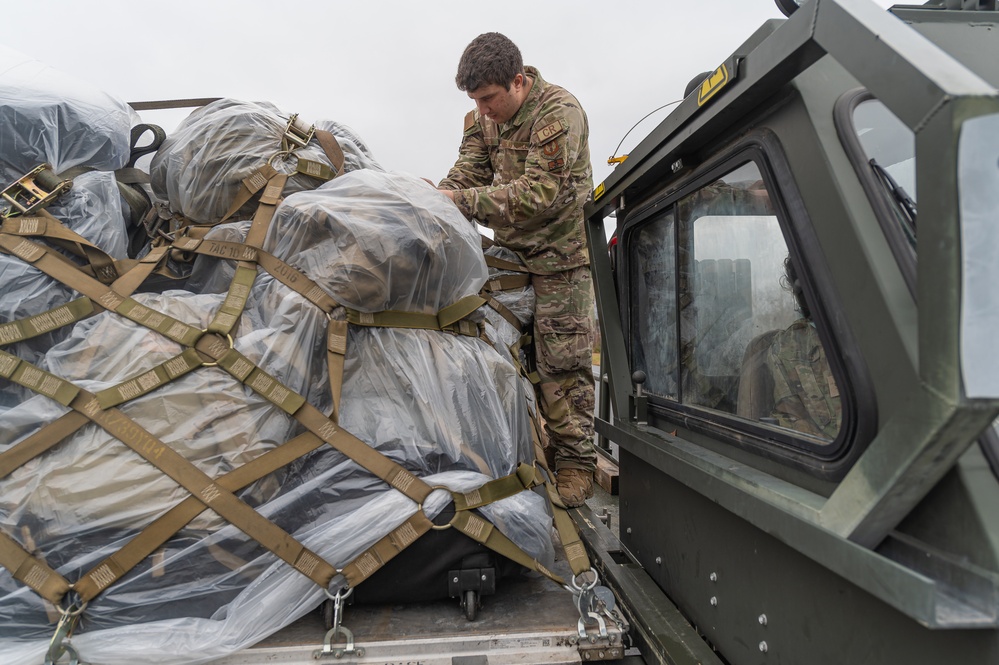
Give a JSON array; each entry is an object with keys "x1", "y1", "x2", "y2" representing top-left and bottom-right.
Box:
[{"x1": 438, "y1": 189, "x2": 456, "y2": 202}]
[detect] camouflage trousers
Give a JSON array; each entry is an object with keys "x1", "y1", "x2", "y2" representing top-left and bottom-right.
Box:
[{"x1": 532, "y1": 266, "x2": 597, "y2": 473}]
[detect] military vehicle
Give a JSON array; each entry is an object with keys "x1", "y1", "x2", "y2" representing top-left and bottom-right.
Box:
[
  {"x1": 2, "y1": 0, "x2": 997, "y2": 664},
  {"x1": 584, "y1": 0, "x2": 999, "y2": 663}
]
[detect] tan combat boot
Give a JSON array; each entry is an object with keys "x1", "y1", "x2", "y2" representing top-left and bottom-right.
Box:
[{"x1": 557, "y1": 469, "x2": 594, "y2": 508}]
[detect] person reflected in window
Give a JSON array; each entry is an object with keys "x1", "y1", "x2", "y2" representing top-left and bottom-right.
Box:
[{"x1": 765, "y1": 257, "x2": 841, "y2": 440}]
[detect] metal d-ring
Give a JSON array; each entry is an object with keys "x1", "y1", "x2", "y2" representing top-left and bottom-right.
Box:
[
  {"x1": 420, "y1": 485, "x2": 456, "y2": 530},
  {"x1": 571, "y1": 569, "x2": 600, "y2": 593},
  {"x1": 196, "y1": 329, "x2": 234, "y2": 367},
  {"x1": 267, "y1": 150, "x2": 299, "y2": 171}
]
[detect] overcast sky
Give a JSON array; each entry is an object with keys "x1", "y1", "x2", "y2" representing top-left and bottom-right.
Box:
[{"x1": 4, "y1": 0, "x2": 896, "y2": 190}]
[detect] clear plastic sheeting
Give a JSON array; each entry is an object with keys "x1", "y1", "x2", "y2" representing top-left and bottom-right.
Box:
[
  {"x1": 0, "y1": 46, "x2": 136, "y2": 183},
  {"x1": 0, "y1": 168, "x2": 552, "y2": 664},
  {"x1": 149, "y1": 99, "x2": 382, "y2": 224}
]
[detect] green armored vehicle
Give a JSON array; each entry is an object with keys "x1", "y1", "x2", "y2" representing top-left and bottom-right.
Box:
[{"x1": 584, "y1": 0, "x2": 999, "y2": 662}]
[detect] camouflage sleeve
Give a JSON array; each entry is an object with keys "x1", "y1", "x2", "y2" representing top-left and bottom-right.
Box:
[
  {"x1": 451, "y1": 105, "x2": 585, "y2": 231},
  {"x1": 438, "y1": 111, "x2": 494, "y2": 191}
]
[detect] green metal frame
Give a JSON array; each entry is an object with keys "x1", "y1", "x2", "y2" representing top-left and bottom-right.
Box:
[{"x1": 585, "y1": 0, "x2": 999, "y2": 627}]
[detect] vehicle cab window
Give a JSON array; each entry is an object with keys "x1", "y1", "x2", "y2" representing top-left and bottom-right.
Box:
[{"x1": 628, "y1": 159, "x2": 843, "y2": 449}]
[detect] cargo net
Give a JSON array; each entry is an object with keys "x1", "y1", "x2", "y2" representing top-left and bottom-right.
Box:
[{"x1": 0, "y1": 84, "x2": 593, "y2": 665}]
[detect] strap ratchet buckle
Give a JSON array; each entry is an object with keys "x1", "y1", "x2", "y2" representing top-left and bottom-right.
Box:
[
  {"x1": 282, "y1": 113, "x2": 316, "y2": 151},
  {"x1": 1, "y1": 164, "x2": 72, "y2": 218}
]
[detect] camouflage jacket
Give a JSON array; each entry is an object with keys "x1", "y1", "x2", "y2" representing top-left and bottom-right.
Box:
[
  {"x1": 439, "y1": 66, "x2": 593, "y2": 274},
  {"x1": 766, "y1": 319, "x2": 842, "y2": 440}
]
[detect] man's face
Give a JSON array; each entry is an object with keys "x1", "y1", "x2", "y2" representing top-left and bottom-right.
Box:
[{"x1": 468, "y1": 73, "x2": 527, "y2": 124}]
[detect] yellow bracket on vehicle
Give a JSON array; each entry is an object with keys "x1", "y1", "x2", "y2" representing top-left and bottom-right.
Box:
[{"x1": 1, "y1": 164, "x2": 72, "y2": 218}]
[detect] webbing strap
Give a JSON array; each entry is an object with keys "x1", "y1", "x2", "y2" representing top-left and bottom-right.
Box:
[
  {"x1": 2, "y1": 212, "x2": 119, "y2": 284},
  {"x1": 345, "y1": 295, "x2": 485, "y2": 336},
  {"x1": 192, "y1": 334, "x2": 433, "y2": 506},
  {"x1": 314, "y1": 130, "x2": 345, "y2": 178},
  {"x1": 484, "y1": 255, "x2": 530, "y2": 274},
  {"x1": 451, "y1": 510, "x2": 566, "y2": 586},
  {"x1": 206, "y1": 171, "x2": 288, "y2": 336},
  {"x1": 173, "y1": 237, "x2": 340, "y2": 313},
  {"x1": 0, "y1": 233, "x2": 203, "y2": 347},
  {"x1": 208, "y1": 264, "x2": 256, "y2": 335},
  {"x1": 218, "y1": 164, "x2": 279, "y2": 225},
  {"x1": 110, "y1": 245, "x2": 172, "y2": 296},
  {"x1": 94, "y1": 348, "x2": 204, "y2": 409},
  {"x1": 0, "y1": 412, "x2": 89, "y2": 479},
  {"x1": 452, "y1": 463, "x2": 542, "y2": 511},
  {"x1": 326, "y1": 320, "x2": 348, "y2": 423},
  {"x1": 0, "y1": 298, "x2": 93, "y2": 347},
  {"x1": 545, "y1": 482, "x2": 592, "y2": 577},
  {"x1": 245, "y1": 172, "x2": 287, "y2": 247},
  {"x1": 0, "y1": 531, "x2": 69, "y2": 604},
  {"x1": 483, "y1": 273, "x2": 531, "y2": 293},
  {"x1": 73, "y1": 430, "x2": 328, "y2": 602},
  {"x1": 482, "y1": 295, "x2": 524, "y2": 332},
  {"x1": 0, "y1": 349, "x2": 80, "y2": 405},
  {"x1": 339, "y1": 513, "x2": 433, "y2": 588}
]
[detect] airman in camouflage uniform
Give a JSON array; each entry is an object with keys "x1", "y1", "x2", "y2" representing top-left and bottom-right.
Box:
[
  {"x1": 766, "y1": 319, "x2": 841, "y2": 440},
  {"x1": 438, "y1": 32, "x2": 596, "y2": 506},
  {"x1": 765, "y1": 257, "x2": 841, "y2": 440}
]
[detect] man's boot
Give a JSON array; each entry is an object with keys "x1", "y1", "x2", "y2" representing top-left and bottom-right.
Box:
[{"x1": 557, "y1": 468, "x2": 594, "y2": 508}]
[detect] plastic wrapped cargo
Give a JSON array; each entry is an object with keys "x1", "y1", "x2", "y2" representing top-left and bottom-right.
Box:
[
  {"x1": 0, "y1": 46, "x2": 136, "y2": 184},
  {"x1": 149, "y1": 99, "x2": 382, "y2": 224},
  {"x1": 0, "y1": 171, "x2": 552, "y2": 664}
]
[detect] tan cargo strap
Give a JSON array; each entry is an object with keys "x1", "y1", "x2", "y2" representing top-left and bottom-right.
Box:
[
  {"x1": 345, "y1": 295, "x2": 486, "y2": 336},
  {"x1": 482, "y1": 294, "x2": 525, "y2": 333},
  {"x1": 314, "y1": 129, "x2": 345, "y2": 179},
  {"x1": 484, "y1": 254, "x2": 531, "y2": 274},
  {"x1": 2, "y1": 212, "x2": 121, "y2": 284},
  {"x1": 451, "y1": 509, "x2": 566, "y2": 587},
  {"x1": 0, "y1": 298, "x2": 94, "y2": 348},
  {"x1": 110, "y1": 245, "x2": 173, "y2": 296},
  {"x1": 218, "y1": 164, "x2": 280, "y2": 225},
  {"x1": 545, "y1": 481, "x2": 592, "y2": 577},
  {"x1": 0, "y1": 233, "x2": 203, "y2": 346},
  {"x1": 326, "y1": 320, "x2": 348, "y2": 423},
  {"x1": 482, "y1": 273, "x2": 531, "y2": 293},
  {"x1": 0, "y1": 530, "x2": 70, "y2": 604},
  {"x1": 94, "y1": 348, "x2": 204, "y2": 409},
  {"x1": 339, "y1": 512, "x2": 434, "y2": 588},
  {"x1": 451, "y1": 463, "x2": 542, "y2": 511},
  {"x1": 205, "y1": 171, "x2": 290, "y2": 336},
  {"x1": 73, "y1": 429, "x2": 328, "y2": 602},
  {"x1": 0, "y1": 412, "x2": 89, "y2": 480},
  {"x1": 527, "y1": 411, "x2": 592, "y2": 578},
  {"x1": 173, "y1": 237, "x2": 341, "y2": 313}
]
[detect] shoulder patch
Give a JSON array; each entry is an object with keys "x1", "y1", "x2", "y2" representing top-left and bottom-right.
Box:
[
  {"x1": 532, "y1": 117, "x2": 567, "y2": 145},
  {"x1": 464, "y1": 110, "x2": 477, "y2": 132}
]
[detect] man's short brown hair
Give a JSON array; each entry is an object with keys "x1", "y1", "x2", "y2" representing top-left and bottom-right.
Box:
[{"x1": 455, "y1": 32, "x2": 524, "y2": 92}]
